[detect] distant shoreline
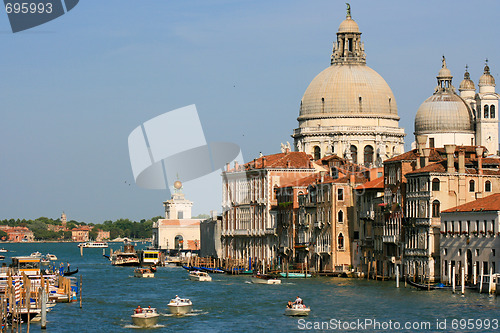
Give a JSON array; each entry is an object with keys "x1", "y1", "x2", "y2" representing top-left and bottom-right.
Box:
[{"x1": 0, "y1": 239, "x2": 151, "y2": 244}]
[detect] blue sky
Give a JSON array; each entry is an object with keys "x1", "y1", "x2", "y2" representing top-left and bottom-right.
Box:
[{"x1": 1, "y1": 0, "x2": 500, "y2": 223}]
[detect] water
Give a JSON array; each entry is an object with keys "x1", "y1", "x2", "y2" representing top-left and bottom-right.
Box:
[{"x1": 2, "y1": 242, "x2": 499, "y2": 332}]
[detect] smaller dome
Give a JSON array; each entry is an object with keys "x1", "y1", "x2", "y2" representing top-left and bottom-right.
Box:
[
  {"x1": 459, "y1": 69, "x2": 475, "y2": 91},
  {"x1": 438, "y1": 67, "x2": 452, "y2": 78},
  {"x1": 338, "y1": 17, "x2": 359, "y2": 33},
  {"x1": 479, "y1": 64, "x2": 495, "y2": 86}
]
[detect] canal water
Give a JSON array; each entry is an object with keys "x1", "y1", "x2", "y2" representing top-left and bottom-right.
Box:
[{"x1": 2, "y1": 242, "x2": 499, "y2": 332}]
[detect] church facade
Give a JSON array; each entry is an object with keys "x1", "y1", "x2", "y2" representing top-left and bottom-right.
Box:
[
  {"x1": 415, "y1": 58, "x2": 499, "y2": 155},
  {"x1": 292, "y1": 8, "x2": 405, "y2": 167}
]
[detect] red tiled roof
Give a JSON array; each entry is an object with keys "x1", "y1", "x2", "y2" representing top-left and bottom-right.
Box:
[
  {"x1": 442, "y1": 193, "x2": 500, "y2": 213},
  {"x1": 355, "y1": 176, "x2": 384, "y2": 190},
  {"x1": 244, "y1": 152, "x2": 314, "y2": 170},
  {"x1": 278, "y1": 173, "x2": 327, "y2": 188}
]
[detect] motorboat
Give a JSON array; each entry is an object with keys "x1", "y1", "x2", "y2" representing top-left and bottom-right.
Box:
[
  {"x1": 280, "y1": 272, "x2": 312, "y2": 278},
  {"x1": 251, "y1": 274, "x2": 281, "y2": 284},
  {"x1": 285, "y1": 303, "x2": 310, "y2": 316},
  {"x1": 78, "y1": 241, "x2": 108, "y2": 248},
  {"x1": 0, "y1": 248, "x2": 8, "y2": 253},
  {"x1": 131, "y1": 307, "x2": 159, "y2": 328},
  {"x1": 167, "y1": 297, "x2": 193, "y2": 315},
  {"x1": 110, "y1": 244, "x2": 140, "y2": 266},
  {"x1": 46, "y1": 254, "x2": 58, "y2": 261},
  {"x1": 189, "y1": 270, "x2": 212, "y2": 282},
  {"x1": 134, "y1": 267, "x2": 155, "y2": 278},
  {"x1": 30, "y1": 251, "x2": 42, "y2": 258}
]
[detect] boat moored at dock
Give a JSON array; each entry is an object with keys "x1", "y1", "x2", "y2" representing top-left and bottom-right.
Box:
[{"x1": 110, "y1": 244, "x2": 140, "y2": 267}]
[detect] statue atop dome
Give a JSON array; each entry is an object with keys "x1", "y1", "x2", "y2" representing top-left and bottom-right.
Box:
[{"x1": 346, "y1": 3, "x2": 351, "y2": 18}]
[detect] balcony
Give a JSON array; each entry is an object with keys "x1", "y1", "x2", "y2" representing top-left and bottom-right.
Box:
[
  {"x1": 382, "y1": 235, "x2": 400, "y2": 244},
  {"x1": 233, "y1": 229, "x2": 249, "y2": 236},
  {"x1": 314, "y1": 221, "x2": 323, "y2": 229},
  {"x1": 404, "y1": 248, "x2": 428, "y2": 257}
]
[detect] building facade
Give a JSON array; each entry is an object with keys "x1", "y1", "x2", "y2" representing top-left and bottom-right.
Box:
[
  {"x1": 440, "y1": 193, "x2": 500, "y2": 283},
  {"x1": 221, "y1": 151, "x2": 320, "y2": 262},
  {"x1": 152, "y1": 184, "x2": 201, "y2": 251}
]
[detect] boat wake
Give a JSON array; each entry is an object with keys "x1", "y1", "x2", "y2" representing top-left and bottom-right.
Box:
[
  {"x1": 162, "y1": 309, "x2": 208, "y2": 317},
  {"x1": 124, "y1": 324, "x2": 166, "y2": 329}
]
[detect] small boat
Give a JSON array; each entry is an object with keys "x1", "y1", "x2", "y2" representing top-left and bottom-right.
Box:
[
  {"x1": 200, "y1": 266, "x2": 225, "y2": 274},
  {"x1": 134, "y1": 267, "x2": 155, "y2": 278},
  {"x1": 407, "y1": 279, "x2": 452, "y2": 290},
  {"x1": 64, "y1": 268, "x2": 79, "y2": 276},
  {"x1": 0, "y1": 255, "x2": 4, "y2": 260},
  {"x1": 285, "y1": 304, "x2": 310, "y2": 316},
  {"x1": 167, "y1": 296, "x2": 193, "y2": 315},
  {"x1": 0, "y1": 248, "x2": 8, "y2": 253},
  {"x1": 279, "y1": 272, "x2": 312, "y2": 278},
  {"x1": 46, "y1": 254, "x2": 58, "y2": 261},
  {"x1": 30, "y1": 251, "x2": 42, "y2": 258},
  {"x1": 131, "y1": 307, "x2": 159, "y2": 328},
  {"x1": 78, "y1": 241, "x2": 108, "y2": 248},
  {"x1": 251, "y1": 274, "x2": 281, "y2": 284},
  {"x1": 189, "y1": 271, "x2": 212, "y2": 282}
]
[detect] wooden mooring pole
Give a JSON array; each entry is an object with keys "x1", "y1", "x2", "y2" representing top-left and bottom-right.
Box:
[{"x1": 79, "y1": 275, "x2": 83, "y2": 309}]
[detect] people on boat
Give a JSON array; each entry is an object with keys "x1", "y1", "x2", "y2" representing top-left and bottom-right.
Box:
[
  {"x1": 287, "y1": 301, "x2": 293, "y2": 308},
  {"x1": 294, "y1": 296, "x2": 303, "y2": 305},
  {"x1": 67, "y1": 262, "x2": 71, "y2": 272},
  {"x1": 59, "y1": 262, "x2": 64, "y2": 276},
  {"x1": 135, "y1": 306, "x2": 142, "y2": 314},
  {"x1": 174, "y1": 295, "x2": 181, "y2": 302}
]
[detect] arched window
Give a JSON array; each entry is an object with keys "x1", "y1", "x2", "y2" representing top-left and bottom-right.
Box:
[
  {"x1": 485, "y1": 180, "x2": 492, "y2": 192},
  {"x1": 350, "y1": 145, "x2": 358, "y2": 164},
  {"x1": 338, "y1": 233, "x2": 344, "y2": 250},
  {"x1": 469, "y1": 180, "x2": 475, "y2": 192},
  {"x1": 491, "y1": 105, "x2": 496, "y2": 118},
  {"x1": 432, "y1": 200, "x2": 440, "y2": 218},
  {"x1": 364, "y1": 145, "x2": 374, "y2": 167},
  {"x1": 174, "y1": 235, "x2": 184, "y2": 250},
  {"x1": 432, "y1": 178, "x2": 440, "y2": 191},
  {"x1": 338, "y1": 210, "x2": 344, "y2": 223},
  {"x1": 484, "y1": 105, "x2": 489, "y2": 118},
  {"x1": 313, "y1": 146, "x2": 321, "y2": 160}
]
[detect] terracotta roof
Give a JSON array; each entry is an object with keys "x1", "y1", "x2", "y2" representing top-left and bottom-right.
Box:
[
  {"x1": 278, "y1": 173, "x2": 328, "y2": 188},
  {"x1": 442, "y1": 193, "x2": 500, "y2": 213},
  {"x1": 323, "y1": 175, "x2": 368, "y2": 184},
  {"x1": 157, "y1": 219, "x2": 200, "y2": 226},
  {"x1": 244, "y1": 152, "x2": 314, "y2": 170},
  {"x1": 355, "y1": 176, "x2": 384, "y2": 190},
  {"x1": 405, "y1": 160, "x2": 446, "y2": 175},
  {"x1": 384, "y1": 148, "x2": 443, "y2": 163}
]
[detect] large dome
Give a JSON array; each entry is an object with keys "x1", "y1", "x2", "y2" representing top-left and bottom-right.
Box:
[
  {"x1": 415, "y1": 93, "x2": 473, "y2": 133},
  {"x1": 299, "y1": 64, "x2": 398, "y2": 118}
]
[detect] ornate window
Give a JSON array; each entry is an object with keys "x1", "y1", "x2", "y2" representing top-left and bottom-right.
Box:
[
  {"x1": 338, "y1": 233, "x2": 344, "y2": 250},
  {"x1": 432, "y1": 200, "x2": 440, "y2": 218},
  {"x1": 350, "y1": 145, "x2": 358, "y2": 164},
  {"x1": 484, "y1": 105, "x2": 489, "y2": 118},
  {"x1": 313, "y1": 146, "x2": 321, "y2": 160},
  {"x1": 364, "y1": 145, "x2": 374, "y2": 167},
  {"x1": 469, "y1": 180, "x2": 475, "y2": 192},
  {"x1": 485, "y1": 180, "x2": 492, "y2": 192},
  {"x1": 432, "y1": 178, "x2": 440, "y2": 191}
]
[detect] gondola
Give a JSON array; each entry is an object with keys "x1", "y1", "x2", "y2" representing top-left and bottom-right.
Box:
[
  {"x1": 407, "y1": 279, "x2": 451, "y2": 290},
  {"x1": 64, "y1": 268, "x2": 79, "y2": 276}
]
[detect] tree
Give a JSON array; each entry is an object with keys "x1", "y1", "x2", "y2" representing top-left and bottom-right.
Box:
[{"x1": 0, "y1": 230, "x2": 7, "y2": 240}]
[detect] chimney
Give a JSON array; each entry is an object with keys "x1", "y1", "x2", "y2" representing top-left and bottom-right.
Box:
[
  {"x1": 226, "y1": 162, "x2": 230, "y2": 172},
  {"x1": 350, "y1": 173, "x2": 355, "y2": 184},
  {"x1": 422, "y1": 148, "x2": 431, "y2": 167},
  {"x1": 234, "y1": 161, "x2": 239, "y2": 170},
  {"x1": 320, "y1": 171, "x2": 326, "y2": 183},
  {"x1": 458, "y1": 148, "x2": 465, "y2": 174},
  {"x1": 416, "y1": 135, "x2": 428, "y2": 154},
  {"x1": 262, "y1": 157, "x2": 267, "y2": 168},
  {"x1": 286, "y1": 160, "x2": 291, "y2": 168},
  {"x1": 476, "y1": 147, "x2": 484, "y2": 175},
  {"x1": 415, "y1": 151, "x2": 421, "y2": 170},
  {"x1": 444, "y1": 144, "x2": 456, "y2": 174}
]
